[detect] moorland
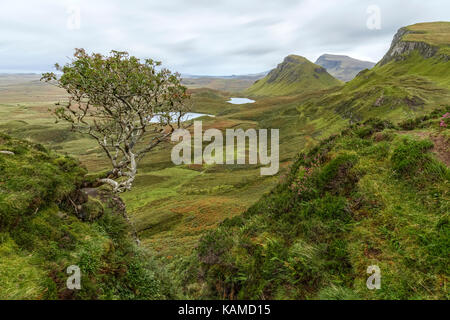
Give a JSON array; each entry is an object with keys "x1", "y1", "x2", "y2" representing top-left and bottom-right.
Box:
[{"x1": 0, "y1": 21, "x2": 448, "y2": 299}]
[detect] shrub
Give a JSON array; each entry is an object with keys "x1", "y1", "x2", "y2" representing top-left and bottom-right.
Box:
[
  {"x1": 398, "y1": 106, "x2": 450, "y2": 130},
  {"x1": 398, "y1": 118, "x2": 420, "y2": 130},
  {"x1": 197, "y1": 229, "x2": 233, "y2": 265},
  {"x1": 391, "y1": 139, "x2": 433, "y2": 176},
  {"x1": 79, "y1": 197, "x2": 104, "y2": 222},
  {"x1": 316, "y1": 154, "x2": 359, "y2": 195},
  {"x1": 373, "y1": 130, "x2": 394, "y2": 142},
  {"x1": 307, "y1": 194, "x2": 351, "y2": 222}
]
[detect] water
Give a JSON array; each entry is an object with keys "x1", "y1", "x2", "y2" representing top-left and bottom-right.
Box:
[
  {"x1": 148, "y1": 112, "x2": 213, "y2": 123},
  {"x1": 227, "y1": 97, "x2": 255, "y2": 104}
]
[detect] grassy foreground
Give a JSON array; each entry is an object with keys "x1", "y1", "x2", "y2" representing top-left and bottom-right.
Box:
[
  {"x1": 0, "y1": 21, "x2": 448, "y2": 299},
  {"x1": 0, "y1": 134, "x2": 173, "y2": 299},
  {"x1": 178, "y1": 108, "x2": 449, "y2": 299}
]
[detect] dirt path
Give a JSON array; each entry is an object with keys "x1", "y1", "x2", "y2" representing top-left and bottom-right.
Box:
[{"x1": 398, "y1": 131, "x2": 449, "y2": 166}]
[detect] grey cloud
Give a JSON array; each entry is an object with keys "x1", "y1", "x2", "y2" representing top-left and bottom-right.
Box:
[
  {"x1": 228, "y1": 46, "x2": 279, "y2": 57},
  {"x1": 0, "y1": 0, "x2": 448, "y2": 75}
]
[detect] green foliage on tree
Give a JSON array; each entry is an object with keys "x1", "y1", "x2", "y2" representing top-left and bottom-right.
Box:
[{"x1": 42, "y1": 49, "x2": 191, "y2": 192}]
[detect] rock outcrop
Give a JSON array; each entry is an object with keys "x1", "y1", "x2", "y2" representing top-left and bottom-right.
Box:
[{"x1": 378, "y1": 27, "x2": 440, "y2": 66}]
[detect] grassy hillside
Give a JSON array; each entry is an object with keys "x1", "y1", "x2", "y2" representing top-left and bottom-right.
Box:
[
  {"x1": 0, "y1": 21, "x2": 448, "y2": 300},
  {"x1": 0, "y1": 82, "x2": 285, "y2": 258},
  {"x1": 404, "y1": 22, "x2": 450, "y2": 47},
  {"x1": 300, "y1": 22, "x2": 450, "y2": 124},
  {"x1": 0, "y1": 134, "x2": 172, "y2": 299},
  {"x1": 1, "y1": 23, "x2": 447, "y2": 260},
  {"x1": 246, "y1": 55, "x2": 342, "y2": 96},
  {"x1": 181, "y1": 108, "x2": 449, "y2": 299},
  {"x1": 175, "y1": 22, "x2": 450, "y2": 300},
  {"x1": 379, "y1": 21, "x2": 450, "y2": 66}
]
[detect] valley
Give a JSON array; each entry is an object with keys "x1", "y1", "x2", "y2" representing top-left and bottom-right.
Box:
[{"x1": 0, "y1": 21, "x2": 449, "y2": 300}]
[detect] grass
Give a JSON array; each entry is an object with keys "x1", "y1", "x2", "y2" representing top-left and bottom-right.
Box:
[
  {"x1": 0, "y1": 237, "x2": 47, "y2": 299},
  {"x1": 182, "y1": 110, "x2": 449, "y2": 299},
  {"x1": 0, "y1": 21, "x2": 449, "y2": 299},
  {"x1": 297, "y1": 50, "x2": 450, "y2": 125},
  {"x1": 390, "y1": 138, "x2": 434, "y2": 176},
  {"x1": 0, "y1": 48, "x2": 447, "y2": 261},
  {"x1": 0, "y1": 134, "x2": 172, "y2": 299},
  {"x1": 0, "y1": 75, "x2": 347, "y2": 260},
  {"x1": 245, "y1": 55, "x2": 342, "y2": 96},
  {"x1": 404, "y1": 22, "x2": 450, "y2": 47},
  {"x1": 121, "y1": 166, "x2": 278, "y2": 256}
]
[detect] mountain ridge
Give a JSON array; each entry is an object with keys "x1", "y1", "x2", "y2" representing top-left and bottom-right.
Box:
[
  {"x1": 378, "y1": 21, "x2": 450, "y2": 66},
  {"x1": 300, "y1": 21, "x2": 450, "y2": 124},
  {"x1": 183, "y1": 21, "x2": 450, "y2": 299},
  {"x1": 246, "y1": 54, "x2": 341, "y2": 96},
  {"x1": 315, "y1": 54, "x2": 375, "y2": 82}
]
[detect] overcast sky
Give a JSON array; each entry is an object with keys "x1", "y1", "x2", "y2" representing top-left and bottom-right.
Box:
[{"x1": 0, "y1": 0, "x2": 448, "y2": 75}]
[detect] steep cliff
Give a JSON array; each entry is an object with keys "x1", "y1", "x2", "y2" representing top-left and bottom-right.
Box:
[
  {"x1": 378, "y1": 22, "x2": 449, "y2": 66},
  {"x1": 315, "y1": 54, "x2": 375, "y2": 81},
  {"x1": 296, "y1": 22, "x2": 450, "y2": 124}
]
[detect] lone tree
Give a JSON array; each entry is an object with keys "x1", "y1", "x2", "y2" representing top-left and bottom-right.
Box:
[{"x1": 42, "y1": 49, "x2": 191, "y2": 193}]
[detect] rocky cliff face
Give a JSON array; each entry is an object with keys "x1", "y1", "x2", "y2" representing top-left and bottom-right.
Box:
[
  {"x1": 265, "y1": 55, "x2": 326, "y2": 84},
  {"x1": 315, "y1": 54, "x2": 375, "y2": 82},
  {"x1": 378, "y1": 27, "x2": 440, "y2": 66}
]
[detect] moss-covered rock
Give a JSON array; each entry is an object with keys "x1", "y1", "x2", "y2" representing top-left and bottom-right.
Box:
[{"x1": 79, "y1": 196, "x2": 104, "y2": 222}]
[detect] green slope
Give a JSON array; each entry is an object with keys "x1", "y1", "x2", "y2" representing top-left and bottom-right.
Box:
[
  {"x1": 0, "y1": 134, "x2": 170, "y2": 299},
  {"x1": 379, "y1": 21, "x2": 450, "y2": 66},
  {"x1": 182, "y1": 108, "x2": 450, "y2": 299},
  {"x1": 178, "y1": 22, "x2": 450, "y2": 300},
  {"x1": 299, "y1": 22, "x2": 450, "y2": 124},
  {"x1": 246, "y1": 55, "x2": 342, "y2": 96},
  {"x1": 1, "y1": 21, "x2": 449, "y2": 300}
]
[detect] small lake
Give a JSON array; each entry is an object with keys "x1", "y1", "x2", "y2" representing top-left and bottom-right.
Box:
[
  {"x1": 149, "y1": 112, "x2": 213, "y2": 123},
  {"x1": 227, "y1": 97, "x2": 255, "y2": 104}
]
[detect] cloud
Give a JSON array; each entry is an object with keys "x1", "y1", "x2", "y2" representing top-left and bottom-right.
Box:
[{"x1": 0, "y1": 0, "x2": 448, "y2": 74}]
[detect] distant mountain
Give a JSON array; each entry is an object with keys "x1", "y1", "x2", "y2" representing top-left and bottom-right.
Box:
[
  {"x1": 315, "y1": 54, "x2": 375, "y2": 82},
  {"x1": 245, "y1": 54, "x2": 341, "y2": 96},
  {"x1": 299, "y1": 21, "x2": 450, "y2": 123},
  {"x1": 378, "y1": 21, "x2": 450, "y2": 66},
  {"x1": 181, "y1": 71, "x2": 268, "y2": 80},
  {"x1": 188, "y1": 21, "x2": 450, "y2": 301},
  {"x1": 181, "y1": 71, "x2": 269, "y2": 92}
]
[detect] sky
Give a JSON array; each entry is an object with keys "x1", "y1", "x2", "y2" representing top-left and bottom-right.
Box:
[{"x1": 0, "y1": 0, "x2": 449, "y2": 75}]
